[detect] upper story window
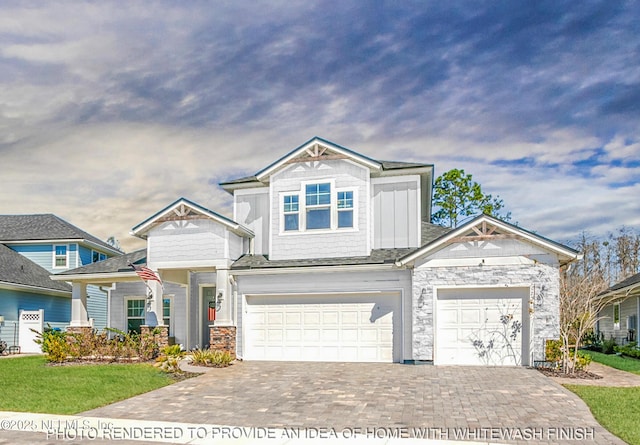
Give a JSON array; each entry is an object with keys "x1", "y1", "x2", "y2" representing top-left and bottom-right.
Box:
[
  {"x1": 54, "y1": 245, "x2": 68, "y2": 268},
  {"x1": 283, "y1": 195, "x2": 299, "y2": 231},
  {"x1": 281, "y1": 182, "x2": 356, "y2": 233},
  {"x1": 305, "y1": 183, "x2": 331, "y2": 230},
  {"x1": 337, "y1": 191, "x2": 354, "y2": 228},
  {"x1": 92, "y1": 250, "x2": 107, "y2": 263}
]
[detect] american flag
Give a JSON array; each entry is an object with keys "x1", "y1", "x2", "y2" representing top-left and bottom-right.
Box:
[{"x1": 129, "y1": 263, "x2": 162, "y2": 284}]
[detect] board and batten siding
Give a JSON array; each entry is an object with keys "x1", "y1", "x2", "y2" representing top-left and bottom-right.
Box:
[
  {"x1": 235, "y1": 269, "x2": 412, "y2": 360},
  {"x1": 235, "y1": 189, "x2": 270, "y2": 255},
  {"x1": 269, "y1": 160, "x2": 369, "y2": 260},
  {"x1": 0, "y1": 288, "x2": 71, "y2": 345},
  {"x1": 372, "y1": 178, "x2": 420, "y2": 249},
  {"x1": 598, "y1": 297, "x2": 639, "y2": 344}
]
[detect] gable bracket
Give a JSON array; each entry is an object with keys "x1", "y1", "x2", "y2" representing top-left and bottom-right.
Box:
[
  {"x1": 451, "y1": 234, "x2": 517, "y2": 243},
  {"x1": 285, "y1": 153, "x2": 349, "y2": 165}
]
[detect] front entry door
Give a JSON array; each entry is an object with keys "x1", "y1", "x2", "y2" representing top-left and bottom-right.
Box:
[{"x1": 201, "y1": 287, "x2": 216, "y2": 348}]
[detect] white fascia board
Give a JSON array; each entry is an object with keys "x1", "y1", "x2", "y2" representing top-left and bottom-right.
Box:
[
  {"x1": 49, "y1": 272, "x2": 140, "y2": 283},
  {"x1": 0, "y1": 281, "x2": 71, "y2": 297},
  {"x1": 597, "y1": 282, "x2": 640, "y2": 301},
  {"x1": 371, "y1": 174, "x2": 421, "y2": 185},
  {"x1": 256, "y1": 139, "x2": 381, "y2": 181},
  {"x1": 231, "y1": 263, "x2": 397, "y2": 276},
  {"x1": 2, "y1": 238, "x2": 120, "y2": 256}
]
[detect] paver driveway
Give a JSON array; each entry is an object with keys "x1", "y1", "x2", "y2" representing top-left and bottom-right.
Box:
[{"x1": 81, "y1": 361, "x2": 625, "y2": 445}]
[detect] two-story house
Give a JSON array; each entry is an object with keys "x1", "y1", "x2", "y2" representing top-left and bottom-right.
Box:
[
  {"x1": 57, "y1": 137, "x2": 580, "y2": 366},
  {"x1": 0, "y1": 214, "x2": 121, "y2": 352}
]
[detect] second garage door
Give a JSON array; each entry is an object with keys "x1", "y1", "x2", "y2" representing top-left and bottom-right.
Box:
[
  {"x1": 243, "y1": 292, "x2": 401, "y2": 362},
  {"x1": 436, "y1": 287, "x2": 529, "y2": 366}
]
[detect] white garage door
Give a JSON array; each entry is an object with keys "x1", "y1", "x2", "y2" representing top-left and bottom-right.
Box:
[
  {"x1": 436, "y1": 288, "x2": 529, "y2": 366},
  {"x1": 244, "y1": 293, "x2": 401, "y2": 362}
]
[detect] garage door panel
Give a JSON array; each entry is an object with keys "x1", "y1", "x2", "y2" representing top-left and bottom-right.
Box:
[
  {"x1": 245, "y1": 293, "x2": 400, "y2": 362},
  {"x1": 436, "y1": 290, "x2": 527, "y2": 366}
]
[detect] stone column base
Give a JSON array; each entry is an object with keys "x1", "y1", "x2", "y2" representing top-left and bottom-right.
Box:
[
  {"x1": 141, "y1": 325, "x2": 169, "y2": 349},
  {"x1": 66, "y1": 326, "x2": 93, "y2": 336},
  {"x1": 209, "y1": 326, "x2": 236, "y2": 358}
]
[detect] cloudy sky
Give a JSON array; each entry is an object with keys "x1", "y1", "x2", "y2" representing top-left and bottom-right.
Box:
[{"x1": 0, "y1": 1, "x2": 638, "y2": 252}]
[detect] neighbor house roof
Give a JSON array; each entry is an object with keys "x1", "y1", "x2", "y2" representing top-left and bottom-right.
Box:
[
  {"x1": 131, "y1": 197, "x2": 254, "y2": 239},
  {"x1": 56, "y1": 249, "x2": 147, "y2": 276},
  {"x1": 0, "y1": 214, "x2": 121, "y2": 255},
  {"x1": 219, "y1": 136, "x2": 434, "y2": 192},
  {"x1": 598, "y1": 272, "x2": 640, "y2": 299},
  {"x1": 0, "y1": 244, "x2": 71, "y2": 294}
]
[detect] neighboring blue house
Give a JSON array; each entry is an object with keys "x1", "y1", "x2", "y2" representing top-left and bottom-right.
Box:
[
  {"x1": 0, "y1": 214, "x2": 121, "y2": 351},
  {"x1": 58, "y1": 137, "x2": 580, "y2": 366}
]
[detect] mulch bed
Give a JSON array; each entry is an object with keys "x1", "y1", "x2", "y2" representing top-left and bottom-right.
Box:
[{"x1": 536, "y1": 367, "x2": 603, "y2": 379}]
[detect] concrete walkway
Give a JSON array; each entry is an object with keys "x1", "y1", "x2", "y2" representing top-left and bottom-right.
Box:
[{"x1": 0, "y1": 361, "x2": 631, "y2": 444}]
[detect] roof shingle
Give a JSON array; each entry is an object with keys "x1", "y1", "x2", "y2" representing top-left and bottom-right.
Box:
[{"x1": 0, "y1": 244, "x2": 71, "y2": 292}]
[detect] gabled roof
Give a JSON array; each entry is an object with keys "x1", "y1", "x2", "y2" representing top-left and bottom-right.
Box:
[
  {"x1": 131, "y1": 197, "x2": 254, "y2": 239},
  {"x1": 598, "y1": 272, "x2": 640, "y2": 299},
  {"x1": 397, "y1": 214, "x2": 581, "y2": 267},
  {"x1": 0, "y1": 244, "x2": 71, "y2": 294},
  {"x1": 219, "y1": 137, "x2": 434, "y2": 192},
  {"x1": 0, "y1": 214, "x2": 121, "y2": 254}
]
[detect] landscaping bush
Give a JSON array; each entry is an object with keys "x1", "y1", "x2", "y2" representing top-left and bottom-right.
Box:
[
  {"x1": 35, "y1": 326, "x2": 162, "y2": 363},
  {"x1": 615, "y1": 342, "x2": 640, "y2": 359},
  {"x1": 190, "y1": 349, "x2": 233, "y2": 367},
  {"x1": 582, "y1": 329, "x2": 604, "y2": 352},
  {"x1": 602, "y1": 337, "x2": 617, "y2": 354},
  {"x1": 35, "y1": 327, "x2": 70, "y2": 363},
  {"x1": 545, "y1": 339, "x2": 592, "y2": 371},
  {"x1": 155, "y1": 345, "x2": 186, "y2": 374}
]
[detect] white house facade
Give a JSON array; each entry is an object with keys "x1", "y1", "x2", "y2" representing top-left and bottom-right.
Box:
[{"x1": 55, "y1": 137, "x2": 580, "y2": 366}]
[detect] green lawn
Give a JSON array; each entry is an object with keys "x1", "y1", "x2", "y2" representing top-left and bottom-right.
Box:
[
  {"x1": 587, "y1": 350, "x2": 640, "y2": 374},
  {"x1": 566, "y1": 385, "x2": 640, "y2": 445},
  {"x1": 0, "y1": 356, "x2": 173, "y2": 414}
]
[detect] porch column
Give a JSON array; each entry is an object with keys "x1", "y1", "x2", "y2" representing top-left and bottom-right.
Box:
[
  {"x1": 145, "y1": 280, "x2": 164, "y2": 326},
  {"x1": 69, "y1": 282, "x2": 90, "y2": 327}
]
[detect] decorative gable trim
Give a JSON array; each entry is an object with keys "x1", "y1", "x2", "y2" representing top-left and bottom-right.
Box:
[
  {"x1": 255, "y1": 137, "x2": 381, "y2": 181},
  {"x1": 131, "y1": 198, "x2": 254, "y2": 239},
  {"x1": 396, "y1": 214, "x2": 581, "y2": 267}
]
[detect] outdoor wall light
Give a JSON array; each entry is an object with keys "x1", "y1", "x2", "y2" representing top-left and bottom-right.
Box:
[{"x1": 0, "y1": 315, "x2": 4, "y2": 324}]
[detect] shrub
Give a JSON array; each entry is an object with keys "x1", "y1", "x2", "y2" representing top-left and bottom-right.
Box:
[
  {"x1": 615, "y1": 342, "x2": 640, "y2": 359},
  {"x1": 190, "y1": 349, "x2": 233, "y2": 368},
  {"x1": 545, "y1": 339, "x2": 591, "y2": 372},
  {"x1": 602, "y1": 337, "x2": 617, "y2": 354},
  {"x1": 34, "y1": 327, "x2": 71, "y2": 363},
  {"x1": 155, "y1": 344, "x2": 186, "y2": 374}
]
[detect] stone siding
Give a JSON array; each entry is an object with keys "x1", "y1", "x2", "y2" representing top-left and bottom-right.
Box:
[
  {"x1": 412, "y1": 263, "x2": 560, "y2": 362},
  {"x1": 210, "y1": 326, "x2": 237, "y2": 357}
]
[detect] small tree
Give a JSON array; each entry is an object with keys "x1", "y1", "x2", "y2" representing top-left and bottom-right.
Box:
[
  {"x1": 432, "y1": 168, "x2": 510, "y2": 228},
  {"x1": 559, "y1": 262, "x2": 624, "y2": 374}
]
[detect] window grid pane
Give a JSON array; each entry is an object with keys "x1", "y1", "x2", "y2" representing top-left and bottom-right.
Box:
[
  {"x1": 306, "y1": 183, "x2": 331, "y2": 206},
  {"x1": 337, "y1": 191, "x2": 353, "y2": 209}
]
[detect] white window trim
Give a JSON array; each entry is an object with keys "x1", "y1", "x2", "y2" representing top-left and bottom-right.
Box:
[
  {"x1": 278, "y1": 179, "x2": 359, "y2": 235},
  {"x1": 613, "y1": 302, "x2": 621, "y2": 330},
  {"x1": 281, "y1": 192, "x2": 300, "y2": 232},
  {"x1": 53, "y1": 244, "x2": 69, "y2": 269},
  {"x1": 162, "y1": 295, "x2": 173, "y2": 336},
  {"x1": 125, "y1": 297, "x2": 146, "y2": 333}
]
